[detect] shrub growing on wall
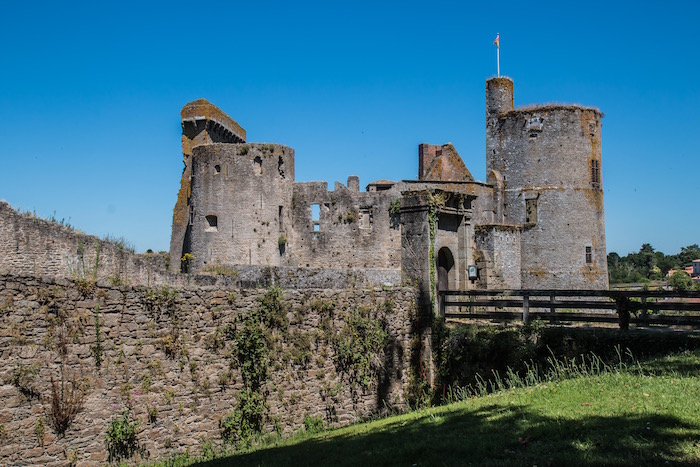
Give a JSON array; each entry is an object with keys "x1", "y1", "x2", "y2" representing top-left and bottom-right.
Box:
[
  {"x1": 332, "y1": 305, "x2": 389, "y2": 390},
  {"x1": 105, "y1": 409, "x2": 141, "y2": 463},
  {"x1": 222, "y1": 286, "x2": 288, "y2": 447}
]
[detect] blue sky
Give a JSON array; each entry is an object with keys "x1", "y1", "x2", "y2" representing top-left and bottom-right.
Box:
[{"x1": 1, "y1": 1, "x2": 698, "y2": 256}]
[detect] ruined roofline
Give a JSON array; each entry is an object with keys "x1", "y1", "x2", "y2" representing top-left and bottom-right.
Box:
[
  {"x1": 191, "y1": 141, "x2": 294, "y2": 153},
  {"x1": 402, "y1": 179, "x2": 492, "y2": 187},
  {"x1": 502, "y1": 103, "x2": 604, "y2": 118},
  {"x1": 181, "y1": 98, "x2": 246, "y2": 142}
]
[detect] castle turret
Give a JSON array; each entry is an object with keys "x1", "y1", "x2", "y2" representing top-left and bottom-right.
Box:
[
  {"x1": 486, "y1": 77, "x2": 514, "y2": 175},
  {"x1": 484, "y1": 78, "x2": 608, "y2": 289},
  {"x1": 169, "y1": 99, "x2": 246, "y2": 271},
  {"x1": 188, "y1": 143, "x2": 295, "y2": 271}
]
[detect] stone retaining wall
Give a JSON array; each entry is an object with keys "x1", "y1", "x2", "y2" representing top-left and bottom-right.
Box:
[{"x1": 0, "y1": 274, "x2": 418, "y2": 466}]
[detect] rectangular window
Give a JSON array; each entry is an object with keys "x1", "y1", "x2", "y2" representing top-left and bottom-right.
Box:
[
  {"x1": 591, "y1": 160, "x2": 600, "y2": 189},
  {"x1": 585, "y1": 246, "x2": 593, "y2": 264},
  {"x1": 311, "y1": 203, "x2": 320, "y2": 232},
  {"x1": 359, "y1": 207, "x2": 373, "y2": 229},
  {"x1": 278, "y1": 206, "x2": 283, "y2": 231},
  {"x1": 525, "y1": 198, "x2": 537, "y2": 224}
]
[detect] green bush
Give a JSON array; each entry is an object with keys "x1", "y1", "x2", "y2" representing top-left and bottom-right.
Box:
[
  {"x1": 106, "y1": 409, "x2": 140, "y2": 462},
  {"x1": 304, "y1": 414, "x2": 324, "y2": 434},
  {"x1": 669, "y1": 270, "x2": 693, "y2": 292},
  {"x1": 220, "y1": 389, "x2": 267, "y2": 447}
]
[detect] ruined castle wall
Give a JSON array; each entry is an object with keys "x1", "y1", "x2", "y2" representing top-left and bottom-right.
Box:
[
  {"x1": 188, "y1": 143, "x2": 295, "y2": 270},
  {"x1": 0, "y1": 202, "x2": 171, "y2": 288},
  {"x1": 402, "y1": 181, "x2": 496, "y2": 226},
  {"x1": 0, "y1": 201, "x2": 402, "y2": 292},
  {"x1": 474, "y1": 225, "x2": 522, "y2": 289},
  {"x1": 486, "y1": 77, "x2": 608, "y2": 289},
  {"x1": 0, "y1": 274, "x2": 417, "y2": 466},
  {"x1": 399, "y1": 193, "x2": 432, "y2": 312},
  {"x1": 290, "y1": 182, "x2": 402, "y2": 269}
]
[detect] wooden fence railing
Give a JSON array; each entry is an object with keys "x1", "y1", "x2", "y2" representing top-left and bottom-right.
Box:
[{"x1": 439, "y1": 289, "x2": 700, "y2": 329}]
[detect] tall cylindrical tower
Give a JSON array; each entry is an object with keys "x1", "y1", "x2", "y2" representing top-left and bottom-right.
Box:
[
  {"x1": 188, "y1": 143, "x2": 295, "y2": 271},
  {"x1": 485, "y1": 78, "x2": 608, "y2": 289}
]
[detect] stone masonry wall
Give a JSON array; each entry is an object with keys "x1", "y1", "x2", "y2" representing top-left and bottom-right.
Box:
[
  {"x1": 290, "y1": 181, "x2": 402, "y2": 269},
  {"x1": 0, "y1": 274, "x2": 417, "y2": 466},
  {"x1": 0, "y1": 201, "x2": 404, "y2": 291},
  {"x1": 0, "y1": 201, "x2": 172, "y2": 288},
  {"x1": 188, "y1": 143, "x2": 294, "y2": 270},
  {"x1": 474, "y1": 225, "x2": 522, "y2": 289}
]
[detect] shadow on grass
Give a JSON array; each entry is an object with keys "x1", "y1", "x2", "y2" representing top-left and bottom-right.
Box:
[
  {"x1": 197, "y1": 403, "x2": 700, "y2": 466},
  {"x1": 639, "y1": 357, "x2": 700, "y2": 377}
]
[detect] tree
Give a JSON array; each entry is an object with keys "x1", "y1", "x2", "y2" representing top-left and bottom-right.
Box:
[
  {"x1": 668, "y1": 270, "x2": 693, "y2": 292},
  {"x1": 678, "y1": 244, "x2": 700, "y2": 267}
]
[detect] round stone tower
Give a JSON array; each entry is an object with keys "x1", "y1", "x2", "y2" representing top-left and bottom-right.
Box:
[
  {"x1": 485, "y1": 77, "x2": 608, "y2": 289},
  {"x1": 485, "y1": 77, "x2": 514, "y2": 175},
  {"x1": 188, "y1": 143, "x2": 295, "y2": 271}
]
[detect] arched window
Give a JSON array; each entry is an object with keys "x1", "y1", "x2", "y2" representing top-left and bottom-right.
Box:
[{"x1": 254, "y1": 156, "x2": 262, "y2": 175}]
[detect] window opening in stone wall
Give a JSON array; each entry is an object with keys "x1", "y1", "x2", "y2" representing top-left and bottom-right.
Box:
[
  {"x1": 591, "y1": 160, "x2": 600, "y2": 189},
  {"x1": 589, "y1": 121, "x2": 597, "y2": 135},
  {"x1": 525, "y1": 198, "x2": 537, "y2": 224},
  {"x1": 585, "y1": 246, "x2": 593, "y2": 264},
  {"x1": 278, "y1": 206, "x2": 284, "y2": 231},
  {"x1": 278, "y1": 156, "x2": 285, "y2": 178},
  {"x1": 528, "y1": 116, "x2": 544, "y2": 134},
  {"x1": 359, "y1": 207, "x2": 373, "y2": 230},
  {"x1": 254, "y1": 156, "x2": 262, "y2": 175},
  {"x1": 189, "y1": 205, "x2": 194, "y2": 225},
  {"x1": 311, "y1": 203, "x2": 320, "y2": 232},
  {"x1": 214, "y1": 164, "x2": 221, "y2": 174},
  {"x1": 205, "y1": 215, "x2": 218, "y2": 232}
]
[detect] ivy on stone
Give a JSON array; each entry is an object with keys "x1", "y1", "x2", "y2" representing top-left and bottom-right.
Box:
[
  {"x1": 332, "y1": 305, "x2": 389, "y2": 389},
  {"x1": 222, "y1": 286, "x2": 288, "y2": 447}
]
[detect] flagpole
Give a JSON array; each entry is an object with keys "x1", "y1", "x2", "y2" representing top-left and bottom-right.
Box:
[{"x1": 496, "y1": 32, "x2": 500, "y2": 77}]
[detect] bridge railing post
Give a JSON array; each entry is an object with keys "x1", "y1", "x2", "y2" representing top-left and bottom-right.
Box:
[
  {"x1": 549, "y1": 293, "x2": 556, "y2": 324},
  {"x1": 523, "y1": 292, "x2": 530, "y2": 324}
]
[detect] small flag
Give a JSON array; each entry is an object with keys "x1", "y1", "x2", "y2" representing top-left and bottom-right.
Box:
[{"x1": 493, "y1": 33, "x2": 499, "y2": 48}]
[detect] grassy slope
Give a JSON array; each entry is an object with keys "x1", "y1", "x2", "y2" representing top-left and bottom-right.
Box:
[{"x1": 192, "y1": 352, "x2": 700, "y2": 466}]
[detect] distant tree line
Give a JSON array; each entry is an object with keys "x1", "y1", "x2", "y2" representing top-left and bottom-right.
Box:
[{"x1": 608, "y1": 244, "x2": 700, "y2": 284}]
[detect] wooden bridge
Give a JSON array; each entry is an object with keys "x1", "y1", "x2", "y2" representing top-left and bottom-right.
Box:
[{"x1": 439, "y1": 289, "x2": 700, "y2": 329}]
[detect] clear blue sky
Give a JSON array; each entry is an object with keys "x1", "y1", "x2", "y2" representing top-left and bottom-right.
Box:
[{"x1": 1, "y1": 1, "x2": 698, "y2": 256}]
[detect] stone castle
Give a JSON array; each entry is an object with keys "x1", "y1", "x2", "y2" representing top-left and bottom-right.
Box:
[
  {"x1": 170, "y1": 76, "x2": 608, "y2": 303},
  {"x1": 0, "y1": 75, "x2": 610, "y2": 465}
]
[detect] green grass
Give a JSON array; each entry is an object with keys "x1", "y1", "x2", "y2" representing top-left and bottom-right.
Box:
[{"x1": 150, "y1": 351, "x2": 700, "y2": 466}]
